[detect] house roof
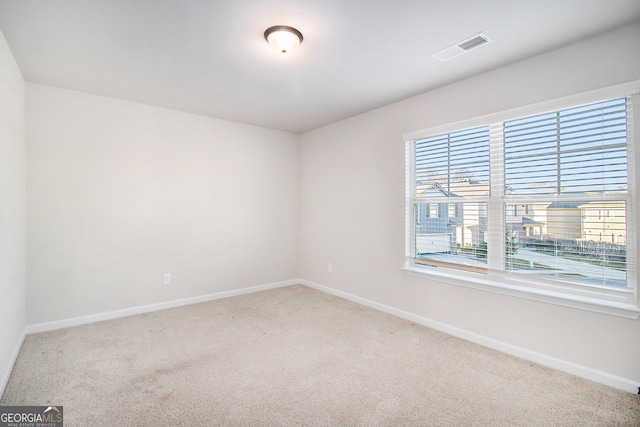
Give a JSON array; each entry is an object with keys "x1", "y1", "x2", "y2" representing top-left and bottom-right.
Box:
[
  {"x1": 418, "y1": 182, "x2": 460, "y2": 198},
  {"x1": 547, "y1": 202, "x2": 584, "y2": 209},
  {"x1": 521, "y1": 217, "x2": 544, "y2": 226}
]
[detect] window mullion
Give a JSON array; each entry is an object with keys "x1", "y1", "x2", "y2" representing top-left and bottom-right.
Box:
[
  {"x1": 627, "y1": 94, "x2": 638, "y2": 301},
  {"x1": 406, "y1": 140, "x2": 416, "y2": 258},
  {"x1": 556, "y1": 111, "x2": 561, "y2": 195},
  {"x1": 447, "y1": 134, "x2": 451, "y2": 194},
  {"x1": 487, "y1": 123, "x2": 505, "y2": 271}
]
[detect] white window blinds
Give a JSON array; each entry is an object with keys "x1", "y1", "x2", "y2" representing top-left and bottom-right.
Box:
[
  {"x1": 412, "y1": 127, "x2": 490, "y2": 271},
  {"x1": 501, "y1": 98, "x2": 631, "y2": 288},
  {"x1": 504, "y1": 98, "x2": 628, "y2": 196},
  {"x1": 407, "y1": 93, "x2": 636, "y2": 294},
  {"x1": 414, "y1": 126, "x2": 490, "y2": 197}
]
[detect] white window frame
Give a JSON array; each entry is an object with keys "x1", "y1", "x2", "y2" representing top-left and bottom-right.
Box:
[{"x1": 403, "y1": 81, "x2": 640, "y2": 319}]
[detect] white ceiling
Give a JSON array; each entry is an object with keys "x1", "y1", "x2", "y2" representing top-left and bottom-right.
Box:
[{"x1": 1, "y1": 1, "x2": 639, "y2": 133}]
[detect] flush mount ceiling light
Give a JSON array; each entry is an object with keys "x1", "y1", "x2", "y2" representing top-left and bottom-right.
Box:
[{"x1": 264, "y1": 25, "x2": 303, "y2": 54}]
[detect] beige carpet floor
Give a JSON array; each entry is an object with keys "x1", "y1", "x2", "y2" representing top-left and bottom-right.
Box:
[{"x1": 2, "y1": 285, "x2": 639, "y2": 426}]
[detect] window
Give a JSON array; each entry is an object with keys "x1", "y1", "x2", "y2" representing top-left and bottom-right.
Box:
[
  {"x1": 411, "y1": 126, "x2": 490, "y2": 272},
  {"x1": 404, "y1": 84, "x2": 639, "y2": 318}
]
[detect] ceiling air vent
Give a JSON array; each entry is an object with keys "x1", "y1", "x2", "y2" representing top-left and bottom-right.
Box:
[
  {"x1": 459, "y1": 34, "x2": 490, "y2": 50},
  {"x1": 431, "y1": 32, "x2": 493, "y2": 62}
]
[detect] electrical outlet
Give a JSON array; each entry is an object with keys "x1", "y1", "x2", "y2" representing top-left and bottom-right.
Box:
[
  {"x1": 163, "y1": 273, "x2": 171, "y2": 284},
  {"x1": 328, "y1": 263, "x2": 333, "y2": 273}
]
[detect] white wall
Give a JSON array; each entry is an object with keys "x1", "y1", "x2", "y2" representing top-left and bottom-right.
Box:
[
  {"x1": 0, "y1": 29, "x2": 26, "y2": 391},
  {"x1": 26, "y1": 84, "x2": 299, "y2": 324},
  {"x1": 299, "y1": 23, "x2": 640, "y2": 385}
]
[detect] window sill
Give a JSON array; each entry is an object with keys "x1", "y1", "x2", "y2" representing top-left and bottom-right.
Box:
[{"x1": 402, "y1": 265, "x2": 640, "y2": 319}]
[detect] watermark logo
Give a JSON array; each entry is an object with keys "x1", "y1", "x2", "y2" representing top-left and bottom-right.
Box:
[{"x1": 0, "y1": 406, "x2": 63, "y2": 427}]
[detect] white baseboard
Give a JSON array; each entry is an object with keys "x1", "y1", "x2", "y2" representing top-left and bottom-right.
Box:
[
  {"x1": 1, "y1": 329, "x2": 26, "y2": 397},
  {"x1": 300, "y1": 279, "x2": 639, "y2": 395},
  {"x1": 17, "y1": 278, "x2": 639, "y2": 395},
  {"x1": 25, "y1": 279, "x2": 299, "y2": 334}
]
